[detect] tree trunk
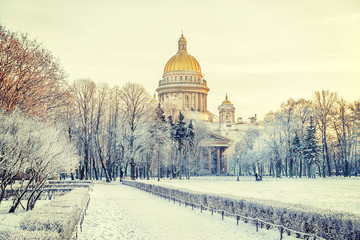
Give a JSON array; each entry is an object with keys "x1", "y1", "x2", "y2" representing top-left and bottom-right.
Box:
[
  {"x1": 307, "y1": 163, "x2": 311, "y2": 178},
  {"x1": 289, "y1": 158, "x2": 294, "y2": 178},
  {"x1": 130, "y1": 156, "x2": 136, "y2": 180},
  {"x1": 157, "y1": 150, "x2": 160, "y2": 181},
  {"x1": 9, "y1": 175, "x2": 36, "y2": 213}
]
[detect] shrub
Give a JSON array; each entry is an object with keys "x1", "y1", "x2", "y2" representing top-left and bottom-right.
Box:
[{"x1": 20, "y1": 188, "x2": 89, "y2": 239}]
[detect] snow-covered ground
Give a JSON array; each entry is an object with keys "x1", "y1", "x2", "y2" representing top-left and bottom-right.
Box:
[
  {"x1": 0, "y1": 200, "x2": 49, "y2": 231},
  {"x1": 139, "y1": 176, "x2": 360, "y2": 216},
  {"x1": 80, "y1": 183, "x2": 297, "y2": 240}
]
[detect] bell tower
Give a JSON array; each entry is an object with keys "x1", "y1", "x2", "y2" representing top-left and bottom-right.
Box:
[{"x1": 218, "y1": 94, "x2": 235, "y2": 124}]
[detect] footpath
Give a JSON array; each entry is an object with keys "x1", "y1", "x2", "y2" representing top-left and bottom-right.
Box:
[{"x1": 79, "y1": 183, "x2": 296, "y2": 240}]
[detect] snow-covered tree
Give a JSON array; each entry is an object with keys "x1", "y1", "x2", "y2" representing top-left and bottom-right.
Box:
[
  {"x1": 174, "y1": 112, "x2": 187, "y2": 179},
  {"x1": 0, "y1": 110, "x2": 78, "y2": 212},
  {"x1": 119, "y1": 83, "x2": 151, "y2": 180},
  {"x1": 148, "y1": 104, "x2": 170, "y2": 181},
  {"x1": 313, "y1": 90, "x2": 338, "y2": 177},
  {"x1": 303, "y1": 116, "x2": 320, "y2": 178},
  {"x1": 289, "y1": 132, "x2": 301, "y2": 177},
  {"x1": 187, "y1": 121, "x2": 210, "y2": 177}
]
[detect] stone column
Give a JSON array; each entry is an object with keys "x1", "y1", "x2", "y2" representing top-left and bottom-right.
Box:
[
  {"x1": 217, "y1": 148, "x2": 220, "y2": 174},
  {"x1": 205, "y1": 94, "x2": 207, "y2": 111},
  {"x1": 208, "y1": 148, "x2": 212, "y2": 172},
  {"x1": 203, "y1": 93, "x2": 206, "y2": 112},
  {"x1": 198, "y1": 93, "x2": 201, "y2": 111},
  {"x1": 223, "y1": 148, "x2": 228, "y2": 173},
  {"x1": 191, "y1": 92, "x2": 194, "y2": 110},
  {"x1": 194, "y1": 93, "x2": 199, "y2": 111},
  {"x1": 201, "y1": 93, "x2": 204, "y2": 112}
]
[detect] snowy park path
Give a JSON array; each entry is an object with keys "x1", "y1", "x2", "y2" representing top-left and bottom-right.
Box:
[{"x1": 80, "y1": 183, "x2": 297, "y2": 240}]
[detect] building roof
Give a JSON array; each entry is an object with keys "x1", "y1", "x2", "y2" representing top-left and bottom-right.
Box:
[{"x1": 163, "y1": 34, "x2": 202, "y2": 75}]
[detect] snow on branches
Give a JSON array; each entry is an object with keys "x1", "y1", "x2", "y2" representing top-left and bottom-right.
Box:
[{"x1": 0, "y1": 110, "x2": 78, "y2": 212}]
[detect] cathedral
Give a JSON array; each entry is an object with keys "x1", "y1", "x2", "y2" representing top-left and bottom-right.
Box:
[{"x1": 154, "y1": 34, "x2": 256, "y2": 175}]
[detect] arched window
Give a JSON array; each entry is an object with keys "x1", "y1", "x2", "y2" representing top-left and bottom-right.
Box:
[
  {"x1": 185, "y1": 95, "x2": 189, "y2": 108},
  {"x1": 175, "y1": 76, "x2": 177, "y2": 81},
  {"x1": 180, "y1": 76, "x2": 183, "y2": 81},
  {"x1": 185, "y1": 76, "x2": 187, "y2": 81},
  {"x1": 190, "y1": 76, "x2": 192, "y2": 81}
]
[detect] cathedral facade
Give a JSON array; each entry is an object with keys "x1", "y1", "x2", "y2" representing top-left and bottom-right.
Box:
[{"x1": 156, "y1": 34, "x2": 252, "y2": 175}]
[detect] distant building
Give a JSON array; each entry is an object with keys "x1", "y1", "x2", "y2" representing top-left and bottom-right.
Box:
[{"x1": 155, "y1": 34, "x2": 257, "y2": 175}]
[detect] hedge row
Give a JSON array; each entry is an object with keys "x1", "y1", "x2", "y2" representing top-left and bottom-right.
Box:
[
  {"x1": 0, "y1": 230, "x2": 60, "y2": 240},
  {"x1": 123, "y1": 180, "x2": 360, "y2": 240},
  {"x1": 11, "y1": 187, "x2": 90, "y2": 240}
]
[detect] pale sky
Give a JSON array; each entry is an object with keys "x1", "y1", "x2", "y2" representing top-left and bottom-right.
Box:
[{"x1": 1, "y1": 0, "x2": 359, "y2": 120}]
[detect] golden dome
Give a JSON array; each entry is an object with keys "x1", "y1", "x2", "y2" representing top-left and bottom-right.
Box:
[
  {"x1": 163, "y1": 34, "x2": 202, "y2": 74},
  {"x1": 222, "y1": 94, "x2": 232, "y2": 104},
  {"x1": 150, "y1": 93, "x2": 159, "y2": 103},
  {"x1": 164, "y1": 54, "x2": 202, "y2": 73}
]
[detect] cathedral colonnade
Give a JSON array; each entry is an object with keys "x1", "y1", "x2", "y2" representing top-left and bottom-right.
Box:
[{"x1": 205, "y1": 147, "x2": 228, "y2": 175}]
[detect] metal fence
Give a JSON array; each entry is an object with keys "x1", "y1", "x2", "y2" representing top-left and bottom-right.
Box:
[{"x1": 128, "y1": 183, "x2": 326, "y2": 240}]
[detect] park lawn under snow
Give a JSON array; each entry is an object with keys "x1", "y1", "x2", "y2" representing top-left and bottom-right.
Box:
[
  {"x1": 80, "y1": 183, "x2": 297, "y2": 240},
  {"x1": 139, "y1": 176, "x2": 360, "y2": 216},
  {"x1": 0, "y1": 200, "x2": 50, "y2": 232}
]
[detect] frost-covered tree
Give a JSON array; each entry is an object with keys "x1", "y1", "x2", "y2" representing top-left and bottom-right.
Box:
[
  {"x1": 313, "y1": 90, "x2": 338, "y2": 177},
  {"x1": 148, "y1": 104, "x2": 170, "y2": 181},
  {"x1": 184, "y1": 120, "x2": 195, "y2": 179},
  {"x1": 119, "y1": 83, "x2": 151, "y2": 180},
  {"x1": 0, "y1": 110, "x2": 78, "y2": 212},
  {"x1": 188, "y1": 121, "x2": 210, "y2": 177},
  {"x1": 349, "y1": 100, "x2": 360, "y2": 175},
  {"x1": 167, "y1": 115, "x2": 177, "y2": 179},
  {"x1": 226, "y1": 92, "x2": 359, "y2": 178},
  {"x1": 331, "y1": 98, "x2": 355, "y2": 177},
  {"x1": 290, "y1": 132, "x2": 301, "y2": 177},
  {"x1": 69, "y1": 79, "x2": 97, "y2": 180},
  {"x1": 303, "y1": 116, "x2": 320, "y2": 178},
  {"x1": 263, "y1": 112, "x2": 287, "y2": 177},
  {"x1": 0, "y1": 111, "x2": 32, "y2": 204},
  {"x1": 227, "y1": 125, "x2": 261, "y2": 178},
  {"x1": 279, "y1": 99, "x2": 297, "y2": 177},
  {"x1": 174, "y1": 112, "x2": 187, "y2": 179}
]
